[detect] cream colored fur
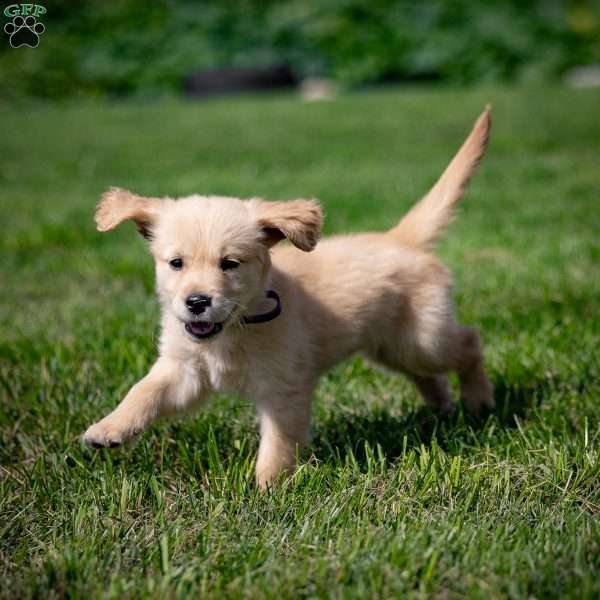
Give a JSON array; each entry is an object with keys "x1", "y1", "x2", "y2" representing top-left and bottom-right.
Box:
[{"x1": 83, "y1": 108, "x2": 494, "y2": 488}]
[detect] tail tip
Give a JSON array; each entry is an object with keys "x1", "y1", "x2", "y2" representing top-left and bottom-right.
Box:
[
  {"x1": 475, "y1": 105, "x2": 492, "y2": 145},
  {"x1": 482, "y1": 104, "x2": 492, "y2": 128}
]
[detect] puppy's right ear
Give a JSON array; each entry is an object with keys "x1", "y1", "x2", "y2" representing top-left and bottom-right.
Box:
[{"x1": 95, "y1": 187, "x2": 164, "y2": 239}]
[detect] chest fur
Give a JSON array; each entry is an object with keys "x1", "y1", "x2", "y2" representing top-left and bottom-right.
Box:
[{"x1": 200, "y1": 343, "x2": 245, "y2": 392}]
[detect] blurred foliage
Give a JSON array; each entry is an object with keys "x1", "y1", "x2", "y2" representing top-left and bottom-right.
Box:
[{"x1": 1, "y1": 0, "x2": 599, "y2": 100}]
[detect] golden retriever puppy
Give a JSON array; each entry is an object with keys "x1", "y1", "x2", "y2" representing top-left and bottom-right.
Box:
[{"x1": 83, "y1": 108, "x2": 494, "y2": 487}]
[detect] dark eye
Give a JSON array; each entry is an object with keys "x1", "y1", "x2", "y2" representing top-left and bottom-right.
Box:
[
  {"x1": 169, "y1": 258, "x2": 183, "y2": 270},
  {"x1": 220, "y1": 257, "x2": 241, "y2": 271}
]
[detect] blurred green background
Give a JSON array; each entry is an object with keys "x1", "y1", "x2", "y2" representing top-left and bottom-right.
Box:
[{"x1": 1, "y1": 0, "x2": 599, "y2": 102}]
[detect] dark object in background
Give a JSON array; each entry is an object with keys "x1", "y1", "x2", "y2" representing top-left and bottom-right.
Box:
[
  {"x1": 3, "y1": 2, "x2": 597, "y2": 102},
  {"x1": 183, "y1": 64, "x2": 298, "y2": 98}
]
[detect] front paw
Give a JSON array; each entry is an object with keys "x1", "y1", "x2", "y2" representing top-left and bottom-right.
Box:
[{"x1": 82, "y1": 417, "x2": 135, "y2": 448}]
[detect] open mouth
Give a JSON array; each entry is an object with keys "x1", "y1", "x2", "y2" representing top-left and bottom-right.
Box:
[{"x1": 185, "y1": 321, "x2": 224, "y2": 340}]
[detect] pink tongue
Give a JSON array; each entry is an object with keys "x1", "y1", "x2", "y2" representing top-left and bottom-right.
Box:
[{"x1": 191, "y1": 322, "x2": 215, "y2": 335}]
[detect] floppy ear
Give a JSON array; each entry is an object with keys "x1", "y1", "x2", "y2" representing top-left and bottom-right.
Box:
[
  {"x1": 95, "y1": 187, "x2": 164, "y2": 239},
  {"x1": 251, "y1": 198, "x2": 323, "y2": 251}
]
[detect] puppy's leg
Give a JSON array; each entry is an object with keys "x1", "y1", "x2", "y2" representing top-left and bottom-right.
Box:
[
  {"x1": 399, "y1": 323, "x2": 493, "y2": 414},
  {"x1": 83, "y1": 357, "x2": 203, "y2": 447},
  {"x1": 372, "y1": 351, "x2": 456, "y2": 414},
  {"x1": 408, "y1": 374, "x2": 454, "y2": 415},
  {"x1": 453, "y1": 326, "x2": 494, "y2": 414},
  {"x1": 254, "y1": 392, "x2": 312, "y2": 489},
  {"x1": 373, "y1": 275, "x2": 493, "y2": 414}
]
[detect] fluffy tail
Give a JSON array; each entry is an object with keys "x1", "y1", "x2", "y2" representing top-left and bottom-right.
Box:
[{"x1": 390, "y1": 106, "x2": 491, "y2": 250}]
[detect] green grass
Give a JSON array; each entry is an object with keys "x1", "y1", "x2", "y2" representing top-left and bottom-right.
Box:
[{"x1": 1, "y1": 86, "x2": 600, "y2": 598}]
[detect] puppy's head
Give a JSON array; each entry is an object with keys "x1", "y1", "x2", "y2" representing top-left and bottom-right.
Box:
[{"x1": 95, "y1": 188, "x2": 322, "y2": 341}]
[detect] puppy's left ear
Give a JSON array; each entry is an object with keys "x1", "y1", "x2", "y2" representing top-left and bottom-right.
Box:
[
  {"x1": 251, "y1": 198, "x2": 323, "y2": 251},
  {"x1": 95, "y1": 187, "x2": 166, "y2": 239}
]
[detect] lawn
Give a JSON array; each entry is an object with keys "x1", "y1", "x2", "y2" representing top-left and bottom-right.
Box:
[{"x1": 1, "y1": 86, "x2": 600, "y2": 598}]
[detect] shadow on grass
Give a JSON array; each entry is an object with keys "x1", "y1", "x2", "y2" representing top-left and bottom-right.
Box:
[
  {"x1": 311, "y1": 377, "x2": 544, "y2": 466},
  {"x1": 73, "y1": 378, "x2": 547, "y2": 474}
]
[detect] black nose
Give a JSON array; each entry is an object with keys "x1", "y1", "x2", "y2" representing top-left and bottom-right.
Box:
[{"x1": 185, "y1": 294, "x2": 212, "y2": 314}]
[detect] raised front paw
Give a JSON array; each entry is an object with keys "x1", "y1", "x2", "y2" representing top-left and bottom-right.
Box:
[{"x1": 82, "y1": 417, "x2": 136, "y2": 448}]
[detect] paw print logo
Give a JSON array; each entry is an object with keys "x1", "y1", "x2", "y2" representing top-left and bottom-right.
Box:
[{"x1": 4, "y1": 15, "x2": 45, "y2": 48}]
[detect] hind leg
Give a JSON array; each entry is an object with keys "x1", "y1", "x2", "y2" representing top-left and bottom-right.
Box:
[
  {"x1": 371, "y1": 262, "x2": 493, "y2": 413},
  {"x1": 406, "y1": 325, "x2": 494, "y2": 414},
  {"x1": 373, "y1": 317, "x2": 493, "y2": 414},
  {"x1": 452, "y1": 326, "x2": 494, "y2": 413},
  {"x1": 408, "y1": 373, "x2": 455, "y2": 415},
  {"x1": 407, "y1": 324, "x2": 494, "y2": 414},
  {"x1": 372, "y1": 345, "x2": 456, "y2": 414}
]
